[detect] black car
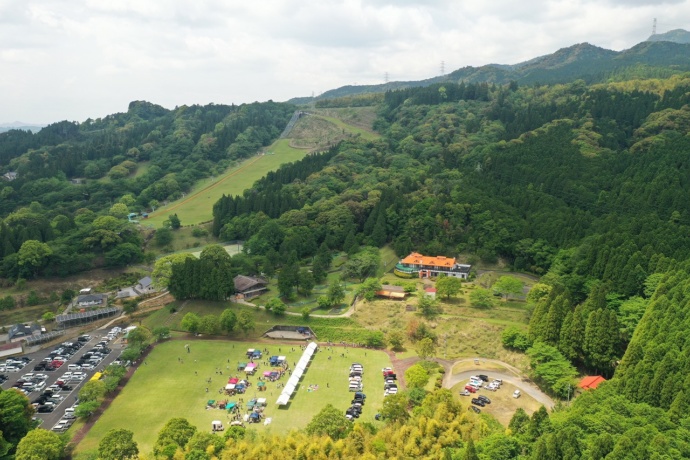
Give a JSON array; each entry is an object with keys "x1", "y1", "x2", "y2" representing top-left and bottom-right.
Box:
[
  {"x1": 469, "y1": 406, "x2": 481, "y2": 414},
  {"x1": 471, "y1": 398, "x2": 485, "y2": 407},
  {"x1": 478, "y1": 395, "x2": 491, "y2": 404},
  {"x1": 33, "y1": 364, "x2": 46, "y2": 371},
  {"x1": 383, "y1": 373, "x2": 397, "y2": 380},
  {"x1": 478, "y1": 375, "x2": 489, "y2": 382},
  {"x1": 37, "y1": 405, "x2": 54, "y2": 413},
  {"x1": 60, "y1": 385, "x2": 73, "y2": 391}
]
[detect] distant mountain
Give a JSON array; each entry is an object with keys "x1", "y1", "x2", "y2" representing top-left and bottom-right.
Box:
[
  {"x1": 290, "y1": 34, "x2": 690, "y2": 104},
  {"x1": 647, "y1": 29, "x2": 690, "y2": 44},
  {"x1": 0, "y1": 121, "x2": 46, "y2": 134}
]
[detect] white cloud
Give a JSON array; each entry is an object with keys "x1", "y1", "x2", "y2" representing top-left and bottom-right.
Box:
[{"x1": 0, "y1": 0, "x2": 689, "y2": 123}]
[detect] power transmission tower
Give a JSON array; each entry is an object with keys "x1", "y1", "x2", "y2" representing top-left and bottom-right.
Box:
[
  {"x1": 440, "y1": 60, "x2": 445, "y2": 75},
  {"x1": 384, "y1": 72, "x2": 389, "y2": 83},
  {"x1": 652, "y1": 18, "x2": 657, "y2": 35}
]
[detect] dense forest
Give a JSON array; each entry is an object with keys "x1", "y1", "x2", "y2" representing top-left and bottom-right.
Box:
[
  {"x1": 0, "y1": 100, "x2": 294, "y2": 278},
  {"x1": 3, "y1": 63, "x2": 690, "y2": 457},
  {"x1": 210, "y1": 75, "x2": 690, "y2": 457}
]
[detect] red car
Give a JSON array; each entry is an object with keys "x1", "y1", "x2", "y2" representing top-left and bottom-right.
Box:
[{"x1": 464, "y1": 385, "x2": 477, "y2": 393}]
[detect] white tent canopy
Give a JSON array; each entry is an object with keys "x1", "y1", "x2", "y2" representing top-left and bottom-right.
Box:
[
  {"x1": 225, "y1": 383, "x2": 235, "y2": 390},
  {"x1": 276, "y1": 394, "x2": 290, "y2": 406}
]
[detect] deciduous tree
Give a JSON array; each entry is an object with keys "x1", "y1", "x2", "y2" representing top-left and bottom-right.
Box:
[
  {"x1": 98, "y1": 429, "x2": 139, "y2": 460},
  {"x1": 305, "y1": 404, "x2": 352, "y2": 440},
  {"x1": 15, "y1": 429, "x2": 63, "y2": 460}
]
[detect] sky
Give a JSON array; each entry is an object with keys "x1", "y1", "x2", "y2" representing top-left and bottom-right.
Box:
[{"x1": 1, "y1": 0, "x2": 689, "y2": 124}]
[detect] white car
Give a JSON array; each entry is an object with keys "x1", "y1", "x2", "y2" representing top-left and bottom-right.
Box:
[
  {"x1": 513, "y1": 390, "x2": 521, "y2": 399},
  {"x1": 384, "y1": 387, "x2": 398, "y2": 396},
  {"x1": 81, "y1": 363, "x2": 95, "y2": 370}
]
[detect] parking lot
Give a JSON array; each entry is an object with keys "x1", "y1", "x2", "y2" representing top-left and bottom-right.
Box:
[{"x1": 0, "y1": 329, "x2": 123, "y2": 430}]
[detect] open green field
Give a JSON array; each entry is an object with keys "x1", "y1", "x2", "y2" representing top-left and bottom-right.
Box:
[
  {"x1": 75, "y1": 340, "x2": 391, "y2": 457},
  {"x1": 145, "y1": 140, "x2": 308, "y2": 228}
]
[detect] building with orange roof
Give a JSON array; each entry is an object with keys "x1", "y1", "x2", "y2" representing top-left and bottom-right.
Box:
[
  {"x1": 578, "y1": 375, "x2": 606, "y2": 390},
  {"x1": 395, "y1": 252, "x2": 471, "y2": 279}
]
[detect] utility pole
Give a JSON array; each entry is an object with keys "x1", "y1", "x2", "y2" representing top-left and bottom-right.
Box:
[
  {"x1": 384, "y1": 72, "x2": 389, "y2": 84},
  {"x1": 440, "y1": 60, "x2": 445, "y2": 76},
  {"x1": 652, "y1": 18, "x2": 657, "y2": 35}
]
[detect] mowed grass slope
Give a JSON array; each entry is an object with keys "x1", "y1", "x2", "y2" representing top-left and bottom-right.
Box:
[
  {"x1": 146, "y1": 140, "x2": 307, "y2": 227},
  {"x1": 76, "y1": 340, "x2": 391, "y2": 457}
]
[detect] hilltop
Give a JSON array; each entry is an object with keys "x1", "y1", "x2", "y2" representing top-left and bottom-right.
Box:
[{"x1": 290, "y1": 33, "x2": 690, "y2": 103}]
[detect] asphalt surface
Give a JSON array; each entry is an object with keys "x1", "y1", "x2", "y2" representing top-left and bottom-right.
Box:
[{"x1": 1, "y1": 331, "x2": 123, "y2": 430}]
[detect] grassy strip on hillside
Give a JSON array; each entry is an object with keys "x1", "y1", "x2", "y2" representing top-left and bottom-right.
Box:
[{"x1": 145, "y1": 140, "x2": 307, "y2": 227}]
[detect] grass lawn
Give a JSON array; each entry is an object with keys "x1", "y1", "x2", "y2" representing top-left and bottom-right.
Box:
[
  {"x1": 75, "y1": 340, "x2": 391, "y2": 457},
  {"x1": 145, "y1": 140, "x2": 307, "y2": 228}
]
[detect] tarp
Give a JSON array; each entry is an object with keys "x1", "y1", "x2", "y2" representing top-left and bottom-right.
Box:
[
  {"x1": 263, "y1": 371, "x2": 272, "y2": 377},
  {"x1": 245, "y1": 363, "x2": 257, "y2": 369},
  {"x1": 228, "y1": 378, "x2": 239, "y2": 384},
  {"x1": 226, "y1": 402, "x2": 236, "y2": 410},
  {"x1": 257, "y1": 381, "x2": 265, "y2": 387},
  {"x1": 237, "y1": 363, "x2": 247, "y2": 368},
  {"x1": 207, "y1": 400, "x2": 215, "y2": 406}
]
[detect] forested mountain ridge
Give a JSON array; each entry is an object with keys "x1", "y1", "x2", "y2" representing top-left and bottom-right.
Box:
[
  {"x1": 0, "y1": 100, "x2": 294, "y2": 278},
  {"x1": 289, "y1": 36, "x2": 690, "y2": 104}
]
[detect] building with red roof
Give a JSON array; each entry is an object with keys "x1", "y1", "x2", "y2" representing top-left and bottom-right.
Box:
[{"x1": 578, "y1": 375, "x2": 606, "y2": 390}]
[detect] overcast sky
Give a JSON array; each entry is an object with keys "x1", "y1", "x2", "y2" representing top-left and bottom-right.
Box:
[{"x1": 1, "y1": 0, "x2": 688, "y2": 124}]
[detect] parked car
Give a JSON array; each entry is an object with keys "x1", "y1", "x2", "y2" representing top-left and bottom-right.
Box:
[
  {"x1": 469, "y1": 406, "x2": 481, "y2": 414},
  {"x1": 471, "y1": 398, "x2": 485, "y2": 407},
  {"x1": 478, "y1": 395, "x2": 491, "y2": 404},
  {"x1": 478, "y1": 375, "x2": 489, "y2": 382},
  {"x1": 464, "y1": 385, "x2": 477, "y2": 393},
  {"x1": 459, "y1": 390, "x2": 471, "y2": 396},
  {"x1": 513, "y1": 390, "x2": 521, "y2": 399}
]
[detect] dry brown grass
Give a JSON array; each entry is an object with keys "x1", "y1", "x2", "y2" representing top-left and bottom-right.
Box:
[{"x1": 451, "y1": 381, "x2": 544, "y2": 426}]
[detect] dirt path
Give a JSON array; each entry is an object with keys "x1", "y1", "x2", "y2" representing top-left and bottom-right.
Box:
[{"x1": 235, "y1": 299, "x2": 357, "y2": 318}]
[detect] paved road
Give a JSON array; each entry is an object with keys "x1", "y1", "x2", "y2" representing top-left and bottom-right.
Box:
[
  {"x1": 1, "y1": 331, "x2": 123, "y2": 430},
  {"x1": 444, "y1": 365, "x2": 555, "y2": 409}
]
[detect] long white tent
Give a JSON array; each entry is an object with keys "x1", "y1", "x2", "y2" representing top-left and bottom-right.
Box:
[{"x1": 276, "y1": 341, "x2": 318, "y2": 406}]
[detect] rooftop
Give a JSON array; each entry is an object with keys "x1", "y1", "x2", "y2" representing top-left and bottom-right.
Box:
[
  {"x1": 234, "y1": 275, "x2": 267, "y2": 292},
  {"x1": 578, "y1": 375, "x2": 606, "y2": 390},
  {"x1": 401, "y1": 252, "x2": 456, "y2": 268}
]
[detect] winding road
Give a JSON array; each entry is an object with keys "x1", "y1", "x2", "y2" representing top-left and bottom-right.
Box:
[{"x1": 442, "y1": 358, "x2": 555, "y2": 409}]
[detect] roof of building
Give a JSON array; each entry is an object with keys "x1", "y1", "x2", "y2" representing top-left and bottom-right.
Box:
[
  {"x1": 138, "y1": 276, "x2": 153, "y2": 288},
  {"x1": 425, "y1": 287, "x2": 437, "y2": 293},
  {"x1": 400, "y1": 252, "x2": 456, "y2": 268},
  {"x1": 8, "y1": 323, "x2": 41, "y2": 339},
  {"x1": 77, "y1": 294, "x2": 107, "y2": 304},
  {"x1": 376, "y1": 285, "x2": 406, "y2": 299},
  {"x1": 234, "y1": 275, "x2": 267, "y2": 292},
  {"x1": 578, "y1": 375, "x2": 606, "y2": 390}
]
